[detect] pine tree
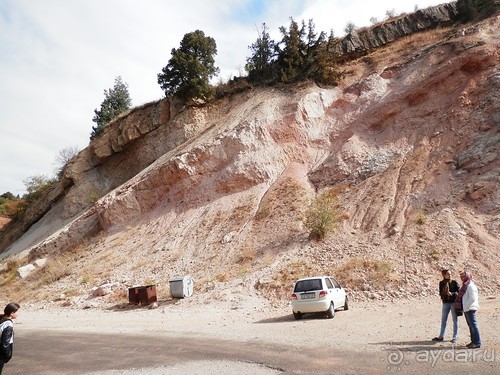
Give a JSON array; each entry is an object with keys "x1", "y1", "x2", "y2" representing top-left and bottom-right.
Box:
[
  {"x1": 245, "y1": 23, "x2": 276, "y2": 83},
  {"x1": 157, "y1": 30, "x2": 219, "y2": 101},
  {"x1": 90, "y1": 76, "x2": 131, "y2": 140},
  {"x1": 276, "y1": 18, "x2": 308, "y2": 83}
]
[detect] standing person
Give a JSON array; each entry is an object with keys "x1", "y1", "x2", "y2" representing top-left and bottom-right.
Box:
[
  {"x1": 455, "y1": 271, "x2": 481, "y2": 349},
  {"x1": 0, "y1": 302, "x2": 20, "y2": 375},
  {"x1": 432, "y1": 269, "x2": 460, "y2": 343}
]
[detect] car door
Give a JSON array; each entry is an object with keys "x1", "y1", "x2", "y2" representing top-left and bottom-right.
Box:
[
  {"x1": 328, "y1": 277, "x2": 344, "y2": 307},
  {"x1": 324, "y1": 277, "x2": 336, "y2": 306}
]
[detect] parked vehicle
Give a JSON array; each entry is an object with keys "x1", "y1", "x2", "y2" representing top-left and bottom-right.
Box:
[{"x1": 290, "y1": 276, "x2": 348, "y2": 319}]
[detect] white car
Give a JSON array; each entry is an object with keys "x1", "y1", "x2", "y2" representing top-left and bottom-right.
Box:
[{"x1": 290, "y1": 276, "x2": 348, "y2": 319}]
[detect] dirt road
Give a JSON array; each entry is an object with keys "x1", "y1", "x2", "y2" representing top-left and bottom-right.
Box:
[{"x1": 5, "y1": 296, "x2": 499, "y2": 374}]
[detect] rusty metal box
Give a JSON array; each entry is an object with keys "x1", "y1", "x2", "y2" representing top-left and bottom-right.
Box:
[{"x1": 128, "y1": 285, "x2": 157, "y2": 305}]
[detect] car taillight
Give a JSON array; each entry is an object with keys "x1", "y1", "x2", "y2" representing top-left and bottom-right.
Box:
[
  {"x1": 319, "y1": 290, "x2": 328, "y2": 298},
  {"x1": 291, "y1": 293, "x2": 297, "y2": 300}
]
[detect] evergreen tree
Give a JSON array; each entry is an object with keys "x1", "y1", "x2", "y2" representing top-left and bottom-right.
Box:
[
  {"x1": 274, "y1": 19, "x2": 342, "y2": 86},
  {"x1": 276, "y1": 18, "x2": 308, "y2": 83},
  {"x1": 245, "y1": 23, "x2": 276, "y2": 83},
  {"x1": 157, "y1": 30, "x2": 219, "y2": 101},
  {"x1": 91, "y1": 76, "x2": 131, "y2": 140},
  {"x1": 303, "y1": 19, "x2": 327, "y2": 80},
  {"x1": 310, "y1": 30, "x2": 344, "y2": 85}
]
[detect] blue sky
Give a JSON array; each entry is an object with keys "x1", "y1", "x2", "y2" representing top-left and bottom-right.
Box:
[{"x1": 0, "y1": 0, "x2": 446, "y2": 195}]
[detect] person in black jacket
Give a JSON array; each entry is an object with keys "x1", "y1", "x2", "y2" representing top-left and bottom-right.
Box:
[
  {"x1": 432, "y1": 270, "x2": 460, "y2": 343},
  {"x1": 0, "y1": 302, "x2": 20, "y2": 375}
]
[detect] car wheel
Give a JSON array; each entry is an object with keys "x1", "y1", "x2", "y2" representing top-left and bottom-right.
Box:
[
  {"x1": 293, "y1": 311, "x2": 303, "y2": 320},
  {"x1": 344, "y1": 296, "x2": 349, "y2": 311},
  {"x1": 326, "y1": 303, "x2": 335, "y2": 318}
]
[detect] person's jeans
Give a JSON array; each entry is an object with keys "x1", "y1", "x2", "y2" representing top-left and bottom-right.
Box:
[
  {"x1": 439, "y1": 302, "x2": 458, "y2": 340},
  {"x1": 465, "y1": 310, "x2": 481, "y2": 345}
]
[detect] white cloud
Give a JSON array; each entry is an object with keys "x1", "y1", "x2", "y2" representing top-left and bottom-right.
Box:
[{"x1": 0, "y1": 0, "x2": 446, "y2": 195}]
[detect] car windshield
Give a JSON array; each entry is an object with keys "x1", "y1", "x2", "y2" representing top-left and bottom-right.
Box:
[{"x1": 294, "y1": 279, "x2": 322, "y2": 292}]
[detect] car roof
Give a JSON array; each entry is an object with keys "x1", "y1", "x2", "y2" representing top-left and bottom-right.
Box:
[{"x1": 295, "y1": 276, "x2": 331, "y2": 282}]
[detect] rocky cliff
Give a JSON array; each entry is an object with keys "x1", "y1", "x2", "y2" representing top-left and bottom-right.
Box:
[
  {"x1": 336, "y1": 2, "x2": 459, "y2": 60},
  {"x1": 0, "y1": 9, "x2": 498, "y2": 306},
  {"x1": 0, "y1": 1, "x2": 485, "y2": 254}
]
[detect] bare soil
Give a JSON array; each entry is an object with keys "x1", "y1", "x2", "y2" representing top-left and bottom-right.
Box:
[{"x1": 13, "y1": 294, "x2": 500, "y2": 373}]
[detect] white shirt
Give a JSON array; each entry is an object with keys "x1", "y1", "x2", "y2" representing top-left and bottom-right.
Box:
[{"x1": 462, "y1": 281, "x2": 479, "y2": 312}]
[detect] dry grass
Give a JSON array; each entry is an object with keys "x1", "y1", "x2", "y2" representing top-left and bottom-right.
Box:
[
  {"x1": 343, "y1": 26, "x2": 453, "y2": 82},
  {"x1": 257, "y1": 177, "x2": 308, "y2": 221},
  {"x1": 236, "y1": 246, "x2": 257, "y2": 264},
  {"x1": 334, "y1": 258, "x2": 397, "y2": 291},
  {"x1": 0, "y1": 243, "x2": 98, "y2": 302},
  {"x1": 216, "y1": 273, "x2": 230, "y2": 282},
  {"x1": 256, "y1": 260, "x2": 323, "y2": 302},
  {"x1": 0, "y1": 259, "x2": 22, "y2": 288}
]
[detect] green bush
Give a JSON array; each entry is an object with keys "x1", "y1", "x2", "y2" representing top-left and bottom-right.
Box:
[
  {"x1": 305, "y1": 189, "x2": 339, "y2": 241},
  {"x1": 416, "y1": 214, "x2": 426, "y2": 225}
]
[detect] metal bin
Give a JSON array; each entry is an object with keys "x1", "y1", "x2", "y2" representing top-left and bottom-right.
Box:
[{"x1": 169, "y1": 275, "x2": 193, "y2": 298}]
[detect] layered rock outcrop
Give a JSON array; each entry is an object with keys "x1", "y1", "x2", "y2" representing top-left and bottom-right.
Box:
[{"x1": 335, "y1": 2, "x2": 459, "y2": 60}]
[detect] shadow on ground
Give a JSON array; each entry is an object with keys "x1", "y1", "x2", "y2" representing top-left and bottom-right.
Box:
[
  {"x1": 255, "y1": 312, "x2": 334, "y2": 324},
  {"x1": 106, "y1": 299, "x2": 178, "y2": 312}
]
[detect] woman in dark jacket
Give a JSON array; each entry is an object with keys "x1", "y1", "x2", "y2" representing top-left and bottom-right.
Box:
[
  {"x1": 0, "y1": 302, "x2": 20, "y2": 375},
  {"x1": 432, "y1": 270, "x2": 460, "y2": 343}
]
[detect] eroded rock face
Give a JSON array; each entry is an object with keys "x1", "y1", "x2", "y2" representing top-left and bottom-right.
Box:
[
  {"x1": 1, "y1": 11, "x2": 499, "y2": 300},
  {"x1": 335, "y1": 2, "x2": 459, "y2": 59}
]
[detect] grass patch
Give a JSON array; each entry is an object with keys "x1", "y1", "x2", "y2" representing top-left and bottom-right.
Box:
[{"x1": 334, "y1": 258, "x2": 396, "y2": 291}]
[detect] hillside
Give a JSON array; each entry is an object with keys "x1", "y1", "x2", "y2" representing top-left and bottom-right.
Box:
[{"x1": 0, "y1": 11, "x2": 499, "y2": 309}]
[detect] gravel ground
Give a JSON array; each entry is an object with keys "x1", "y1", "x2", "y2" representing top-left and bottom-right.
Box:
[
  {"x1": 12, "y1": 294, "x2": 500, "y2": 373},
  {"x1": 87, "y1": 361, "x2": 282, "y2": 375}
]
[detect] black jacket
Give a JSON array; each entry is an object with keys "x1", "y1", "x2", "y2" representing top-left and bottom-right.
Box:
[
  {"x1": 0, "y1": 320, "x2": 13, "y2": 363},
  {"x1": 439, "y1": 279, "x2": 460, "y2": 303}
]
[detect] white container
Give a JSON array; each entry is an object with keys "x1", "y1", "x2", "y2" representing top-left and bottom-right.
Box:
[{"x1": 169, "y1": 275, "x2": 193, "y2": 298}]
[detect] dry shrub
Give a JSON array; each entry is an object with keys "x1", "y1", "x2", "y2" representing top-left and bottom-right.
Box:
[
  {"x1": 107, "y1": 287, "x2": 128, "y2": 303},
  {"x1": 416, "y1": 213, "x2": 426, "y2": 225},
  {"x1": 63, "y1": 288, "x2": 81, "y2": 297},
  {"x1": 334, "y1": 257, "x2": 396, "y2": 291},
  {"x1": 2, "y1": 244, "x2": 87, "y2": 302},
  {"x1": 237, "y1": 247, "x2": 257, "y2": 264},
  {"x1": 0, "y1": 259, "x2": 22, "y2": 287},
  {"x1": 229, "y1": 203, "x2": 254, "y2": 222},
  {"x1": 256, "y1": 260, "x2": 322, "y2": 301},
  {"x1": 305, "y1": 188, "x2": 341, "y2": 241},
  {"x1": 255, "y1": 204, "x2": 270, "y2": 220},
  {"x1": 216, "y1": 273, "x2": 230, "y2": 282},
  {"x1": 30, "y1": 259, "x2": 72, "y2": 285}
]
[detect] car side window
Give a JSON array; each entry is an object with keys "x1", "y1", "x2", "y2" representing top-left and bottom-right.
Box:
[
  {"x1": 325, "y1": 278, "x2": 334, "y2": 289},
  {"x1": 330, "y1": 277, "x2": 340, "y2": 288}
]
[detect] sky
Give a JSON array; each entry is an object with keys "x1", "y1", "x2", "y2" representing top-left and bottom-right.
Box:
[{"x1": 0, "y1": 0, "x2": 447, "y2": 195}]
